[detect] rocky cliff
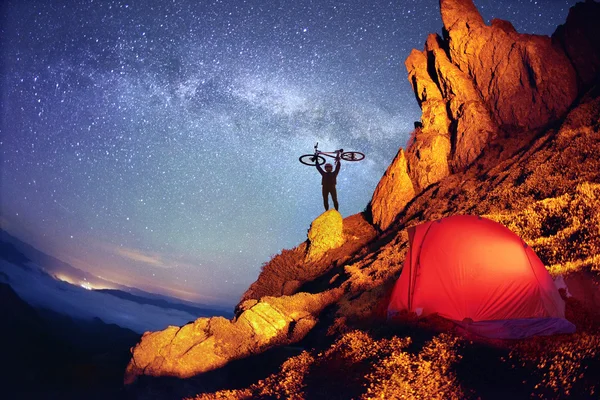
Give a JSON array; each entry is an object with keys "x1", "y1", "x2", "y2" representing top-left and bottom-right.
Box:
[
  {"x1": 369, "y1": 0, "x2": 599, "y2": 230},
  {"x1": 125, "y1": 1, "x2": 600, "y2": 398}
]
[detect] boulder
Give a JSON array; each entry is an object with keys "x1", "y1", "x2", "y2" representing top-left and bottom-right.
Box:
[
  {"x1": 124, "y1": 290, "x2": 340, "y2": 384},
  {"x1": 306, "y1": 210, "x2": 345, "y2": 260}
]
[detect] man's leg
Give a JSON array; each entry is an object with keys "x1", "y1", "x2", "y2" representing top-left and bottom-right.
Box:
[
  {"x1": 322, "y1": 186, "x2": 329, "y2": 211},
  {"x1": 331, "y1": 187, "x2": 339, "y2": 211}
]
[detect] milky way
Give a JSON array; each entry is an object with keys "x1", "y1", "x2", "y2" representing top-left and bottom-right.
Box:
[{"x1": 1, "y1": 0, "x2": 578, "y2": 305}]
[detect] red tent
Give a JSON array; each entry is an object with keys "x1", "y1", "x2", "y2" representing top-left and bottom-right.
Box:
[{"x1": 388, "y1": 215, "x2": 575, "y2": 338}]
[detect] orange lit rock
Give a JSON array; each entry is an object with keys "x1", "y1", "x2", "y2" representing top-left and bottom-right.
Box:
[
  {"x1": 439, "y1": 0, "x2": 484, "y2": 31},
  {"x1": 402, "y1": 0, "x2": 580, "y2": 182},
  {"x1": 440, "y1": 0, "x2": 578, "y2": 131},
  {"x1": 404, "y1": 40, "x2": 454, "y2": 191},
  {"x1": 370, "y1": 149, "x2": 415, "y2": 231},
  {"x1": 405, "y1": 48, "x2": 450, "y2": 135},
  {"x1": 405, "y1": 129, "x2": 451, "y2": 191},
  {"x1": 424, "y1": 33, "x2": 498, "y2": 170},
  {"x1": 124, "y1": 290, "x2": 340, "y2": 384},
  {"x1": 306, "y1": 210, "x2": 345, "y2": 260}
]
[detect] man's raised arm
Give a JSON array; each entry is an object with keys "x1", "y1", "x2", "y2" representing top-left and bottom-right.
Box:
[{"x1": 316, "y1": 161, "x2": 325, "y2": 175}]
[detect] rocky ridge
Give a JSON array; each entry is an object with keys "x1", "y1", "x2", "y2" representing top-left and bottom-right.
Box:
[{"x1": 125, "y1": 1, "x2": 600, "y2": 398}]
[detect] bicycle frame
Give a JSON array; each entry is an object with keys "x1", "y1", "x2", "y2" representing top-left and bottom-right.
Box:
[{"x1": 313, "y1": 143, "x2": 342, "y2": 159}]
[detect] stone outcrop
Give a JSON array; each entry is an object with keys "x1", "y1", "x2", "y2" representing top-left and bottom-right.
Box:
[
  {"x1": 424, "y1": 33, "x2": 498, "y2": 170},
  {"x1": 124, "y1": 290, "x2": 340, "y2": 384},
  {"x1": 405, "y1": 128, "x2": 451, "y2": 191},
  {"x1": 370, "y1": 149, "x2": 415, "y2": 230},
  {"x1": 405, "y1": 48, "x2": 450, "y2": 134},
  {"x1": 239, "y1": 213, "x2": 377, "y2": 303},
  {"x1": 404, "y1": 42, "x2": 452, "y2": 189},
  {"x1": 440, "y1": 0, "x2": 578, "y2": 131},
  {"x1": 371, "y1": 0, "x2": 595, "y2": 231},
  {"x1": 306, "y1": 210, "x2": 345, "y2": 260}
]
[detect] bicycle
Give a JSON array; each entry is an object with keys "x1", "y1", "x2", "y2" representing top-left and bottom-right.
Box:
[{"x1": 299, "y1": 143, "x2": 365, "y2": 166}]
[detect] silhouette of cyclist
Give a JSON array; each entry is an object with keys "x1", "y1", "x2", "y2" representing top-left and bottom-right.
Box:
[{"x1": 316, "y1": 155, "x2": 341, "y2": 211}]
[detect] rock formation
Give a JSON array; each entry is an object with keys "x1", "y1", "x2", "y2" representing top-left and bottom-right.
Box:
[
  {"x1": 370, "y1": 0, "x2": 598, "y2": 231},
  {"x1": 440, "y1": 0, "x2": 578, "y2": 131},
  {"x1": 306, "y1": 210, "x2": 345, "y2": 261},
  {"x1": 125, "y1": 1, "x2": 600, "y2": 397},
  {"x1": 124, "y1": 290, "x2": 340, "y2": 384},
  {"x1": 369, "y1": 149, "x2": 415, "y2": 230}
]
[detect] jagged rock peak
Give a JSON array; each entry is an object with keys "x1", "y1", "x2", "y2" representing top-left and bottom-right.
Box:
[
  {"x1": 369, "y1": 0, "x2": 596, "y2": 233},
  {"x1": 440, "y1": 0, "x2": 484, "y2": 32},
  {"x1": 306, "y1": 209, "x2": 345, "y2": 260},
  {"x1": 440, "y1": 0, "x2": 578, "y2": 132}
]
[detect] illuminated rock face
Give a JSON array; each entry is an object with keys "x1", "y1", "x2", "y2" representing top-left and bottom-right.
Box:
[
  {"x1": 405, "y1": 128, "x2": 452, "y2": 191},
  {"x1": 370, "y1": 149, "x2": 415, "y2": 231},
  {"x1": 440, "y1": 0, "x2": 578, "y2": 131},
  {"x1": 124, "y1": 290, "x2": 340, "y2": 384},
  {"x1": 306, "y1": 210, "x2": 345, "y2": 260}
]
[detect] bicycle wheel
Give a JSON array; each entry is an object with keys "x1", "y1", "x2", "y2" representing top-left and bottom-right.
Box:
[
  {"x1": 341, "y1": 151, "x2": 365, "y2": 161},
  {"x1": 299, "y1": 154, "x2": 326, "y2": 166}
]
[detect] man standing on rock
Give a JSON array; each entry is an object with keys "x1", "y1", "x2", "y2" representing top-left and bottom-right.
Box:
[{"x1": 316, "y1": 155, "x2": 341, "y2": 211}]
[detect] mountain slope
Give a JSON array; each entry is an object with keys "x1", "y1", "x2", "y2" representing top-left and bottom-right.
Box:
[{"x1": 124, "y1": 1, "x2": 600, "y2": 398}]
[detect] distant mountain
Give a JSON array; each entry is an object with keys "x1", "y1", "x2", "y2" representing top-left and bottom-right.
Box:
[
  {"x1": 36, "y1": 307, "x2": 140, "y2": 356},
  {"x1": 0, "y1": 228, "x2": 113, "y2": 287},
  {"x1": 96, "y1": 288, "x2": 233, "y2": 318}
]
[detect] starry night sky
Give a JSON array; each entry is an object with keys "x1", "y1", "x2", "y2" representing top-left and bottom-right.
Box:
[{"x1": 1, "y1": 0, "x2": 578, "y2": 306}]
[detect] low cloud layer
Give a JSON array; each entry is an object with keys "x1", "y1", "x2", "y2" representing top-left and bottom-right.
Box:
[{"x1": 0, "y1": 260, "x2": 219, "y2": 333}]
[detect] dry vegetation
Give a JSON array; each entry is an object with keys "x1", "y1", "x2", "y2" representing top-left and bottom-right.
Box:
[
  {"x1": 239, "y1": 213, "x2": 376, "y2": 304},
  {"x1": 364, "y1": 333, "x2": 464, "y2": 400},
  {"x1": 192, "y1": 331, "x2": 464, "y2": 400},
  {"x1": 489, "y1": 182, "x2": 600, "y2": 276},
  {"x1": 239, "y1": 245, "x2": 308, "y2": 304},
  {"x1": 195, "y1": 295, "x2": 600, "y2": 399}
]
